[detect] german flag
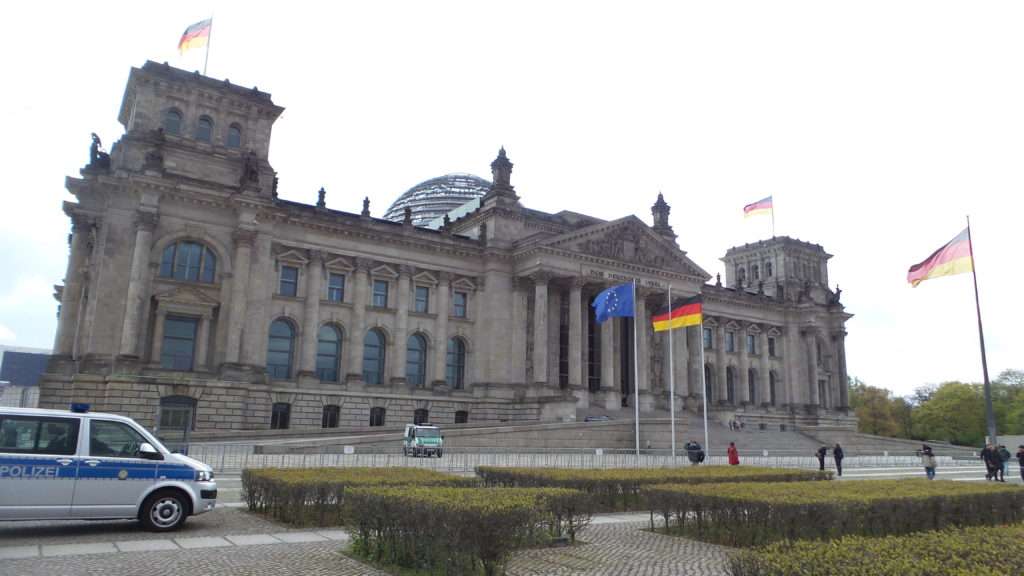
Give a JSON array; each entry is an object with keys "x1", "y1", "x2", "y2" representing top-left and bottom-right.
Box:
[
  {"x1": 907, "y1": 228, "x2": 973, "y2": 287},
  {"x1": 178, "y1": 19, "x2": 212, "y2": 55},
  {"x1": 652, "y1": 295, "x2": 703, "y2": 332},
  {"x1": 743, "y1": 196, "x2": 773, "y2": 218}
]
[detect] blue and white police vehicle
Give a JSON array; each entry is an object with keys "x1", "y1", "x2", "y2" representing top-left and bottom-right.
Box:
[{"x1": 0, "y1": 404, "x2": 216, "y2": 531}]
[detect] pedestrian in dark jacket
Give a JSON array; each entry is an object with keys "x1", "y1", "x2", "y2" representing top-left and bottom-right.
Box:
[
  {"x1": 997, "y1": 445, "x2": 1011, "y2": 482},
  {"x1": 920, "y1": 445, "x2": 937, "y2": 480},
  {"x1": 833, "y1": 443, "x2": 844, "y2": 477},
  {"x1": 685, "y1": 440, "x2": 703, "y2": 465},
  {"x1": 981, "y1": 444, "x2": 1001, "y2": 480},
  {"x1": 815, "y1": 446, "x2": 827, "y2": 471},
  {"x1": 1017, "y1": 445, "x2": 1024, "y2": 482}
]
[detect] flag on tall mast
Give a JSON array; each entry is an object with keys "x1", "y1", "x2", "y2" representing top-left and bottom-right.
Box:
[
  {"x1": 178, "y1": 18, "x2": 213, "y2": 75},
  {"x1": 743, "y1": 195, "x2": 775, "y2": 237}
]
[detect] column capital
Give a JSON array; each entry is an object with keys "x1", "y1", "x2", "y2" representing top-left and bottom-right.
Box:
[
  {"x1": 438, "y1": 271, "x2": 451, "y2": 284},
  {"x1": 135, "y1": 210, "x2": 159, "y2": 232},
  {"x1": 232, "y1": 228, "x2": 257, "y2": 248},
  {"x1": 69, "y1": 211, "x2": 100, "y2": 232},
  {"x1": 307, "y1": 249, "x2": 325, "y2": 263},
  {"x1": 354, "y1": 257, "x2": 375, "y2": 272},
  {"x1": 398, "y1": 264, "x2": 416, "y2": 277},
  {"x1": 511, "y1": 276, "x2": 530, "y2": 292},
  {"x1": 570, "y1": 276, "x2": 588, "y2": 290},
  {"x1": 531, "y1": 270, "x2": 552, "y2": 285}
]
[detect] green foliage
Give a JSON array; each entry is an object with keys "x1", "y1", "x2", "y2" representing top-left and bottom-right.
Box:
[
  {"x1": 241, "y1": 467, "x2": 476, "y2": 526},
  {"x1": 729, "y1": 523, "x2": 1024, "y2": 576},
  {"x1": 848, "y1": 378, "x2": 906, "y2": 437},
  {"x1": 645, "y1": 479, "x2": 1023, "y2": 547},
  {"x1": 346, "y1": 487, "x2": 585, "y2": 576},
  {"x1": 911, "y1": 382, "x2": 987, "y2": 445},
  {"x1": 476, "y1": 466, "x2": 830, "y2": 512}
]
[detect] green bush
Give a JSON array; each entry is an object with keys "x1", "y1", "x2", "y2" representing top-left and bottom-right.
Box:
[
  {"x1": 645, "y1": 479, "x2": 1024, "y2": 547},
  {"x1": 730, "y1": 523, "x2": 1024, "y2": 576},
  {"x1": 476, "y1": 466, "x2": 830, "y2": 511},
  {"x1": 347, "y1": 486, "x2": 585, "y2": 576},
  {"x1": 241, "y1": 467, "x2": 475, "y2": 526}
]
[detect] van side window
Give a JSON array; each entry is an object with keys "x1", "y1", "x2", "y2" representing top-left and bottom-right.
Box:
[
  {"x1": 0, "y1": 416, "x2": 79, "y2": 456},
  {"x1": 89, "y1": 420, "x2": 147, "y2": 458}
]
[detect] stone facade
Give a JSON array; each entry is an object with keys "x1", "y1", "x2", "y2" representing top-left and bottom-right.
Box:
[{"x1": 39, "y1": 61, "x2": 855, "y2": 435}]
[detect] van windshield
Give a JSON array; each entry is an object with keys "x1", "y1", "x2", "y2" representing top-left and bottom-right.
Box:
[{"x1": 415, "y1": 428, "x2": 440, "y2": 438}]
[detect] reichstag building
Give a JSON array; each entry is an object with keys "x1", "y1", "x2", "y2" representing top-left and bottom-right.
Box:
[{"x1": 39, "y1": 62, "x2": 855, "y2": 435}]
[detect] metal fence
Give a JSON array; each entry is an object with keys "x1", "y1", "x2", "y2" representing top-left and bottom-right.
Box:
[{"x1": 172, "y1": 443, "x2": 972, "y2": 475}]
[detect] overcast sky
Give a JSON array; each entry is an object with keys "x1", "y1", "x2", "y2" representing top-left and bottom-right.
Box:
[{"x1": 0, "y1": 1, "x2": 1020, "y2": 396}]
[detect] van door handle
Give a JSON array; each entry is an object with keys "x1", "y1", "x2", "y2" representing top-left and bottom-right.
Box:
[
  {"x1": 84, "y1": 459, "x2": 101, "y2": 466},
  {"x1": 56, "y1": 459, "x2": 74, "y2": 466}
]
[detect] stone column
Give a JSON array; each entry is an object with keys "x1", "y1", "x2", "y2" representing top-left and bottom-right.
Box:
[
  {"x1": 393, "y1": 266, "x2": 413, "y2": 384},
  {"x1": 531, "y1": 272, "x2": 549, "y2": 385},
  {"x1": 805, "y1": 329, "x2": 820, "y2": 406},
  {"x1": 784, "y1": 327, "x2": 802, "y2": 406},
  {"x1": 224, "y1": 229, "x2": 255, "y2": 364},
  {"x1": 836, "y1": 331, "x2": 849, "y2": 409},
  {"x1": 634, "y1": 291, "x2": 653, "y2": 411},
  {"x1": 758, "y1": 333, "x2": 770, "y2": 406},
  {"x1": 600, "y1": 302, "x2": 616, "y2": 409},
  {"x1": 55, "y1": 213, "x2": 96, "y2": 357},
  {"x1": 568, "y1": 278, "x2": 583, "y2": 390},
  {"x1": 738, "y1": 326, "x2": 750, "y2": 405},
  {"x1": 347, "y1": 258, "x2": 371, "y2": 382},
  {"x1": 299, "y1": 250, "x2": 324, "y2": 376},
  {"x1": 119, "y1": 211, "x2": 158, "y2": 358},
  {"x1": 715, "y1": 326, "x2": 727, "y2": 404},
  {"x1": 511, "y1": 277, "x2": 529, "y2": 383},
  {"x1": 194, "y1": 312, "x2": 212, "y2": 371},
  {"x1": 431, "y1": 272, "x2": 451, "y2": 386},
  {"x1": 151, "y1": 308, "x2": 168, "y2": 363}
]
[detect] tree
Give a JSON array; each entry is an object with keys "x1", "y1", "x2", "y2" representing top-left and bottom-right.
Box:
[
  {"x1": 911, "y1": 382, "x2": 986, "y2": 446},
  {"x1": 848, "y1": 378, "x2": 902, "y2": 437}
]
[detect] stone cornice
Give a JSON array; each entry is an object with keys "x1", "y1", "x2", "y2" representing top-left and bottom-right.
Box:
[{"x1": 515, "y1": 245, "x2": 707, "y2": 286}]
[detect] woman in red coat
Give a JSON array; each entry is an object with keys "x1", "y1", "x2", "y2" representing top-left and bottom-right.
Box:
[{"x1": 727, "y1": 442, "x2": 740, "y2": 465}]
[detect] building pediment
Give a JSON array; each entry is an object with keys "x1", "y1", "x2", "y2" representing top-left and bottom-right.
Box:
[
  {"x1": 538, "y1": 216, "x2": 710, "y2": 279},
  {"x1": 153, "y1": 285, "x2": 220, "y2": 309}
]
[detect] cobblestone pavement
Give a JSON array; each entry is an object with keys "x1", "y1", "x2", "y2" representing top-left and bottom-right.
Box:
[{"x1": 507, "y1": 521, "x2": 733, "y2": 576}]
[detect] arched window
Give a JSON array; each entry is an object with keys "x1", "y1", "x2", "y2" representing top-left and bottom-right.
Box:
[
  {"x1": 737, "y1": 267, "x2": 746, "y2": 285},
  {"x1": 726, "y1": 367, "x2": 736, "y2": 404},
  {"x1": 227, "y1": 123, "x2": 242, "y2": 148},
  {"x1": 163, "y1": 109, "x2": 182, "y2": 135},
  {"x1": 267, "y1": 319, "x2": 295, "y2": 379},
  {"x1": 316, "y1": 325, "x2": 342, "y2": 382},
  {"x1": 157, "y1": 396, "x2": 196, "y2": 433},
  {"x1": 413, "y1": 408, "x2": 429, "y2": 425},
  {"x1": 369, "y1": 407, "x2": 386, "y2": 427},
  {"x1": 748, "y1": 368, "x2": 757, "y2": 404},
  {"x1": 446, "y1": 337, "x2": 466, "y2": 390},
  {"x1": 363, "y1": 329, "x2": 385, "y2": 385},
  {"x1": 769, "y1": 371, "x2": 778, "y2": 406},
  {"x1": 322, "y1": 405, "x2": 340, "y2": 428},
  {"x1": 704, "y1": 364, "x2": 714, "y2": 403},
  {"x1": 454, "y1": 410, "x2": 469, "y2": 424},
  {"x1": 196, "y1": 116, "x2": 213, "y2": 142},
  {"x1": 159, "y1": 241, "x2": 217, "y2": 283},
  {"x1": 766, "y1": 262, "x2": 773, "y2": 277},
  {"x1": 752, "y1": 265, "x2": 759, "y2": 280},
  {"x1": 406, "y1": 334, "x2": 427, "y2": 387}
]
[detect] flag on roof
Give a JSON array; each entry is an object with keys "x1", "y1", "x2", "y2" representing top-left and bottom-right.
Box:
[
  {"x1": 652, "y1": 295, "x2": 703, "y2": 332},
  {"x1": 178, "y1": 19, "x2": 212, "y2": 55},
  {"x1": 743, "y1": 196, "x2": 773, "y2": 218},
  {"x1": 907, "y1": 227, "x2": 973, "y2": 287}
]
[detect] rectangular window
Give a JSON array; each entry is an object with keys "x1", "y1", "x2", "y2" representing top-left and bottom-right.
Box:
[
  {"x1": 369, "y1": 407, "x2": 386, "y2": 427},
  {"x1": 414, "y1": 286, "x2": 429, "y2": 313},
  {"x1": 726, "y1": 331, "x2": 735, "y2": 353},
  {"x1": 768, "y1": 337, "x2": 776, "y2": 357},
  {"x1": 747, "y1": 334, "x2": 757, "y2": 355},
  {"x1": 271, "y1": 403, "x2": 291, "y2": 430},
  {"x1": 0, "y1": 416, "x2": 79, "y2": 456},
  {"x1": 452, "y1": 291, "x2": 467, "y2": 318},
  {"x1": 161, "y1": 316, "x2": 198, "y2": 371},
  {"x1": 322, "y1": 405, "x2": 340, "y2": 428},
  {"x1": 703, "y1": 328, "x2": 713, "y2": 349},
  {"x1": 89, "y1": 420, "x2": 147, "y2": 458},
  {"x1": 372, "y1": 280, "x2": 389, "y2": 308},
  {"x1": 279, "y1": 266, "x2": 298, "y2": 297},
  {"x1": 327, "y1": 273, "x2": 345, "y2": 302}
]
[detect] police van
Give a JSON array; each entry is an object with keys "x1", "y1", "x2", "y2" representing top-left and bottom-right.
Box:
[{"x1": 0, "y1": 405, "x2": 216, "y2": 531}]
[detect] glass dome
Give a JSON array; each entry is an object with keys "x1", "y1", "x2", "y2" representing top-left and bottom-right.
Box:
[{"x1": 383, "y1": 173, "x2": 491, "y2": 227}]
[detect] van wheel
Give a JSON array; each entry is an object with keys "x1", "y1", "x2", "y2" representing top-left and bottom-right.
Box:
[{"x1": 140, "y1": 490, "x2": 189, "y2": 532}]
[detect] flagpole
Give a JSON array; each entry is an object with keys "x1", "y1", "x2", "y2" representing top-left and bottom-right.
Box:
[
  {"x1": 633, "y1": 278, "x2": 641, "y2": 457},
  {"x1": 966, "y1": 216, "x2": 996, "y2": 445},
  {"x1": 770, "y1": 200, "x2": 776, "y2": 238},
  {"x1": 667, "y1": 284, "x2": 676, "y2": 459},
  {"x1": 699, "y1": 309, "x2": 709, "y2": 459},
  {"x1": 203, "y1": 17, "x2": 213, "y2": 76}
]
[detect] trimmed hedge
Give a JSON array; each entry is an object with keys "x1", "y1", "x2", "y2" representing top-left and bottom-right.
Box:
[
  {"x1": 730, "y1": 523, "x2": 1024, "y2": 576},
  {"x1": 242, "y1": 467, "x2": 475, "y2": 526},
  {"x1": 347, "y1": 486, "x2": 589, "y2": 576},
  {"x1": 476, "y1": 466, "x2": 831, "y2": 511},
  {"x1": 645, "y1": 479, "x2": 1024, "y2": 547}
]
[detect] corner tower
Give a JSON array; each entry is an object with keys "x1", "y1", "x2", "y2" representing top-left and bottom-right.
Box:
[{"x1": 721, "y1": 236, "x2": 832, "y2": 301}]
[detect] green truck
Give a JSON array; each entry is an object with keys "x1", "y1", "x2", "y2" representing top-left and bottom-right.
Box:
[{"x1": 402, "y1": 423, "x2": 443, "y2": 458}]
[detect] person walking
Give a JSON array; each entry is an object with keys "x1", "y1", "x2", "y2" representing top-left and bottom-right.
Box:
[
  {"x1": 997, "y1": 445, "x2": 1011, "y2": 482},
  {"x1": 1016, "y1": 445, "x2": 1024, "y2": 482},
  {"x1": 815, "y1": 446, "x2": 827, "y2": 471},
  {"x1": 833, "y1": 443, "x2": 845, "y2": 477},
  {"x1": 982, "y1": 444, "x2": 1002, "y2": 481},
  {"x1": 685, "y1": 440, "x2": 703, "y2": 465},
  {"x1": 920, "y1": 444, "x2": 937, "y2": 480},
  {"x1": 981, "y1": 444, "x2": 996, "y2": 480},
  {"x1": 727, "y1": 442, "x2": 740, "y2": 466}
]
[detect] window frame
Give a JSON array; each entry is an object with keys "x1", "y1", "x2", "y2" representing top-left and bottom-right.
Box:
[
  {"x1": 196, "y1": 115, "x2": 213, "y2": 142},
  {"x1": 452, "y1": 291, "x2": 468, "y2": 318},
  {"x1": 267, "y1": 319, "x2": 296, "y2": 380},
  {"x1": 163, "y1": 109, "x2": 183, "y2": 136},
  {"x1": 413, "y1": 409, "x2": 429, "y2": 425},
  {"x1": 88, "y1": 419, "x2": 148, "y2": 459},
  {"x1": 369, "y1": 407, "x2": 386, "y2": 427},
  {"x1": 726, "y1": 331, "x2": 736, "y2": 353},
  {"x1": 159, "y1": 241, "x2": 217, "y2": 284},
  {"x1": 270, "y1": 403, "x2": 291, "y2": 430},
  {"x1": 157, "y1": 396, "x2": 197, "y2": 432},
  {"x1": 363, "y1": 329, "x2": 386, "y2": 385},
  {"x1": 747, "y1": 334, "x2": 757, "y2": 355},
  {"x1": 0, "y1": 415, "x2": 80, "y2": 456},
  {"x1": 446, "y1": 337, "x2": 466, "y2": 390},
  {"x1": 454, "y1": 410, "x2": 469, "y2": 424},
  {"x1": 372, "y1": 280, "x2": 389, "y2": 308},
  {"x1": 414, "y1": 286, "x2": 430, "y2": 313},
  {"x1": 406, "y1": 333, "x2": 428, "y2": 388},
  {"x1": 327, "y1": 273, "x2": 346, "y2": 303},
  {"x1": 316, "y1": 324, "x2": 342, "y2": 383},
  {"x1": 768, "y1": 336, "x2": 776, "y2": 357},
  {"x1": 160, "y1": 315, "x2": 199, "y2": 371},
  {"x1": 279, "y1": 265, "x2": 299, "y2": 297},
  {"x1": 226, "y1": 123, "x2": 242, "y2": 148},
  {"x1": 322, "y1": 405, "x2": 340, "y2": 428},
  {"x1": 703, "y1": 328, "x2": 713, "y2": 350}
]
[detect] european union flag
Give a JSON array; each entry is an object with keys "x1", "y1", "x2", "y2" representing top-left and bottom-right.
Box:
[{"x1": 592, "y1": 282, "x2": 635, "y2": 323}]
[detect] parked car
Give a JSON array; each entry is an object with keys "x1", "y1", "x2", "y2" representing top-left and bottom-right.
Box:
[
  {"x1": 0, "y1": 404, "x2": 217, "y2": 531},
  {"x1": 403, "y1": 423, "x2": 443, "y2": 457}
]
